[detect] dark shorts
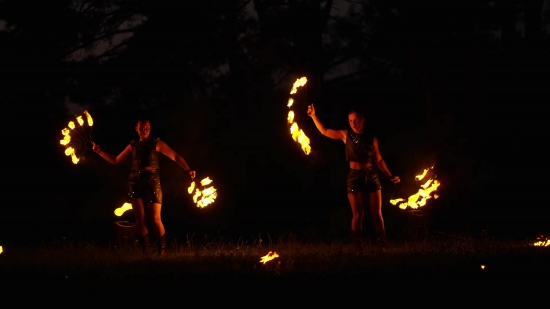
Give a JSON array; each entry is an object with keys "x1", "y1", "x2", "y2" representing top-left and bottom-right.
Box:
[
  {"x1": 346, "y1": 167, "x2": 382, "y2": 193},
  {"x1": 127, "y1": 170, "x2": 163, "y2": 204}
]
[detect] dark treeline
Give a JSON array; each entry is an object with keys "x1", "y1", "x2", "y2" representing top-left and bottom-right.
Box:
[{"x1": 1, "y1": 0, "x2": 549, "y2": 242}]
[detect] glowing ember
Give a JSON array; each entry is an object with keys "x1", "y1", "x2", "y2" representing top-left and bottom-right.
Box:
[
  {"x1": 188, "y1": 177, "x2": 217, "y2": 208},
  {"x1": 390, "y1": 166, "x2": 440, "y2": 210},
  {"x1": 76, "y1": 115, "x2": 84, "y2": 126},
  {"x1": 114, "y1": 203, "x2": 133, "y2": 216},
  {"x1": 260, "y1": 251, "x2": 279, "y2": 264}
]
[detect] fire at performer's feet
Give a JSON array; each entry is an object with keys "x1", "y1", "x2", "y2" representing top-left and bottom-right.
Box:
[
  {"x1": 307, "y1": 105, "x2": 400, "y2": 246},
  {"x1": 91, "y1": 116, "x2": 196, "y2": 257}
]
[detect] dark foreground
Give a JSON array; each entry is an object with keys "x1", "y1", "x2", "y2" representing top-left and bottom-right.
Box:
[{"x1": 1, "y1": 236, "x2": 549, "y2": 299}]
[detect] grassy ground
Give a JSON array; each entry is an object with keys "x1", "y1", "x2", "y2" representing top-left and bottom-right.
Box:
[{"x1": 1, "y1": 234, "x2": 549, "y2": 298}]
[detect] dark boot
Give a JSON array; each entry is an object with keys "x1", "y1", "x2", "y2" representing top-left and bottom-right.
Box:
[
  {"x1": 158, "y1": 233, "x2": 167, "y2": 257},
  {"x1": 140, "y1": 233, "x2": 151, "y2": 257},
  {"x1": 375, "y1": 229, "x2": 387, "y2": 249}
]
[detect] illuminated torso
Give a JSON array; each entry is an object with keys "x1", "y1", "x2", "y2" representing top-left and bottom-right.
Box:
[
  {"x1": 130, "y1": 137, "x2": 160, "y2": 170},
  {"x1": 345, "y1": 131, "x2": 374, "y2": 165}
]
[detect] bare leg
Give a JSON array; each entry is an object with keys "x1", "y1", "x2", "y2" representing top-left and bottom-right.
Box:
[
  {"x1": 132, "y1": 198, "x2": 148, "y2": 237},
  {"x1": 368, "y1": 189, "x2": 385, "y2": 243},
  {"x1": 348, "y1": 192, "x2": 365, "y2": 246},
  {"x1": 150, "y1": 202, "x2": 166, "y2": 256},
  {"x1": 150, "y1": 202, "x2": 165, "y2": 237}
]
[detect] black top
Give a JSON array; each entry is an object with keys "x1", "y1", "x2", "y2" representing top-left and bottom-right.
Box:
[
  {"x1": 130, "y1": 137, "x2": 160, "y2": 171},
  {"x1": 345, "y1": 130, "x2": 374, "y2": 164}
]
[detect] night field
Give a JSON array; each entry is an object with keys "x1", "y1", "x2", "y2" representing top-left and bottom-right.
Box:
[{"x1": 2, "y1": 0, "x2": 550, "y2": 300}]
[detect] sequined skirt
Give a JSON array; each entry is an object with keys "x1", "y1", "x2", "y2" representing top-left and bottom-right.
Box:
[{"x1": 127, "y1": 170, "x2": 163, "y2": 204}]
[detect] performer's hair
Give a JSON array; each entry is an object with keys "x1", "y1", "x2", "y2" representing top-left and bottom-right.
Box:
[
  {"x1": 348, "y1": 109, "x2": 365, "y2": 119},
  {"x1": 136, "y1": 114, "x2": 153, "y2": 125}
]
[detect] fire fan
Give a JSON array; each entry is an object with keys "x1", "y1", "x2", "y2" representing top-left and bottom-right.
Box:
[
  {"x1": 286, "y1": 77, "x2": 311, "y2": 155},
  {"x1": 390, "y1": 165, "x2": 441, "y2": 210},
  {"x1": 188, "y1": 177, "x2": 217, "y2": 208},
  {"x1": 59, "y1": 110, "x2": 93, "y2": 164}
]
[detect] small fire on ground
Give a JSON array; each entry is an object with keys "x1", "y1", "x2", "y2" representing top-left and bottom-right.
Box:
[{"x1": 260, "y1": 251, "x2": 279, "y2": 264}]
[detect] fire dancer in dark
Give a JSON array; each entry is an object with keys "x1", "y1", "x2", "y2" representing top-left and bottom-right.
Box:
[
  {"x1": 91, "y1": 117, "x2": 195, "y2": 257},
  {"x1": 307, "y1": 104, "x2": 400, "y2": 247}
]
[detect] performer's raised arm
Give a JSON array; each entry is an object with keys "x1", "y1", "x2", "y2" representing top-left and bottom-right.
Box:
[
  {"x1": 92, "y1": 142, "x2": 131, "y2": 165},
  {"x1": 307, "y1": 104, "x2": 346, "y2": 141},
  {"x1": 156, "y1": 140, "x2": 196, "y2": 179}
]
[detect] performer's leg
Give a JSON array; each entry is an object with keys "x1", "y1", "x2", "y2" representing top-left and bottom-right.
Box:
[
  {"x1": 150, "y1": 202, "x2": 166, "y2": 256},
  {"x1": 348, "y1": 191, "x2": 365, "y2": 248},
  {"x1": 368, "y1": 189, "x2": 386, "y2": 244},
  {"x1": 132, "y1": 198, "x2": 150, "y2": 256}
]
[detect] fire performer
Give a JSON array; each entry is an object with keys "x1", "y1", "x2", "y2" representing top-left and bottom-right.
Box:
[
  {"x1": 307, "y1": 104, "x2": 400, "y2": 247},
  {"x1": 91, "y1": 117, "x2": 196, "y2": 257}
]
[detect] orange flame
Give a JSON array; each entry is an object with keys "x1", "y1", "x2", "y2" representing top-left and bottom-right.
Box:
[
  {"x1": 62, "y1": 128, "x2": 70, "y2": 136},
  {"x1": 260, "y1": 251, "x2": 279, "y2": 264},
  {"x1": 83, "y1": 110, "x2": 93, "y2": 126},
  {"x1": 0, "y1": 246, "x2": 3, "y2": 254},
  {"x1": 288, "y1": 110, "x2": 295, "y2": 124},
  {"x1": 68, "y1": 121, "x2": 75, "y2": 130},
  {"x1": 114, "y1": 203, "x2": 133, "y2": 216},
  {"x1": 76, "y1": 115, "x2": 84, "y2": 126},
  {"x1": 290, "y1": 77, "x2": 307, "y2": 94},
  {"x1": 60, "y1": 134, "x2": 71, "y2": 145},
  {"x1": 287, "y1": 98, "x2": 294, "y2": 107},
  {"x1": 391, "y1": 166, "x2": 440, "y2": 210},
  {"x1": 533, "y1": 235, "x2": 550, "y2": 247},
  {"x1": 188, "y1": 177, "x2": 217, "y2": 208}
]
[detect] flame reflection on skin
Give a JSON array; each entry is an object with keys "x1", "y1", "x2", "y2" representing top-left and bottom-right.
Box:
[
  {"x1": 260, "y1": 251, "x2": 279, "y2": 264},
  {"x1": 114, "y1": 203, "x2": 133, "y2": 216}
]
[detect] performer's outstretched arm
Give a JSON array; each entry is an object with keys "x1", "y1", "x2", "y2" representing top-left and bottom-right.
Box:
[
  {"x1": 92, "y1": 142, "x2": 131, "y2": 165},
  {"x1": 372, "y1": 138, "x2": 400, "y2": 183},
  {"x1": 307, "y1": 104, "x2": 346, "y2": 141},
  {"x1": 156, "y1": 140, "x2": 196, "y2": 179}
]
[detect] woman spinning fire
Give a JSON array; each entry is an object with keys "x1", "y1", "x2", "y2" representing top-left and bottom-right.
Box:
[
  {"x1": 91, "y1": 117, "x2": 196, "y2": 257},
  {"x1": 307, "y1": 104, "x2": 400, "y2": 247}
]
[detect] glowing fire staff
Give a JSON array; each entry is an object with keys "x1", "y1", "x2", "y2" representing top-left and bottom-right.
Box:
[
  {"x1": 307, "y1": 104, "x2": 400, "y2": 247},
  {"x1": 91, "y1": 116, "x2": 196, "y2": 257}
]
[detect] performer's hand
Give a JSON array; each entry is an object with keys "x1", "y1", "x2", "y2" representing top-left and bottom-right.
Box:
[
  {"x1": 188, "y1": 170, "x2": 196, "y2": 180},
  {"x1": 91, "y1": 141, "x2": 100, "y2": 153},
  {"x1": 390, "y1": 176, "x2": 401, "y2": 183},
  {"x1": 306, "y1": 104, "x2": 316, "y2": 117}
]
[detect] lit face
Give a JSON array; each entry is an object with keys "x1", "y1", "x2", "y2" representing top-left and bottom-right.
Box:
[
  {"x1": 136, "y1": 120, "x2": 151, "y2": 140},
  {"x1": 348, "y1": 112, "x2": 365, "y2": 133}
]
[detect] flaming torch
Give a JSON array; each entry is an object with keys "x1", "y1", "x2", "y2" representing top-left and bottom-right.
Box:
[
  {"x1": 390, "y1": 165, "x2": 440, "y2": 210},
  {"x1": 286, "y1": 77, "x2": 311, "y2": 155},
  {"x1": 260, "y1": 251, "x2": 279, "y2": 264},
  {"x1": 187, "y1": 177, "x2": 218, "y2": 208},
  {"x1": 114, "y1": 203, "x2": 133, "y2": 216},
  {"x1": 59, "y1": 111, "x2": 94, "y2": 164}
]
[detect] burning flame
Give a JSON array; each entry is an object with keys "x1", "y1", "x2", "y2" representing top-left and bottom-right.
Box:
[
  {"x1": 481, "y1": 265, "x2": 485, "y2": 270},
  {"x1": 390, "y1": 166, "x2": 440, "y2": 210},
  {"x1": 533, "y1": 235, "x2": 550, "y2": 247},
  {"x1": 286, "y1": 77, "x2": 311, "y2": 155},
  {"x1": 60, "y1": 111, "x2": 94, "y2": 164},
  {"x1": 114, "y1": 203, "x2": 133, "y2": 216},
  {"x1": 0, "y1": 246, "x2": 3, "y2": 254},
  {"x1": 290, "y1": 77, "x2": 307, "y2": 94},
  {"x1": 287, "y1": 110, "x2": 295, "y2": 124},
  {"x1": 188, "y1": 177, "x2": 217, "y2": 208},
  {"x1": 83, "y1": 110, "x2": 93, "y2": 126},
  {"x1": 260, "y1": 251, "x2": 279, "y2": 264}
]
